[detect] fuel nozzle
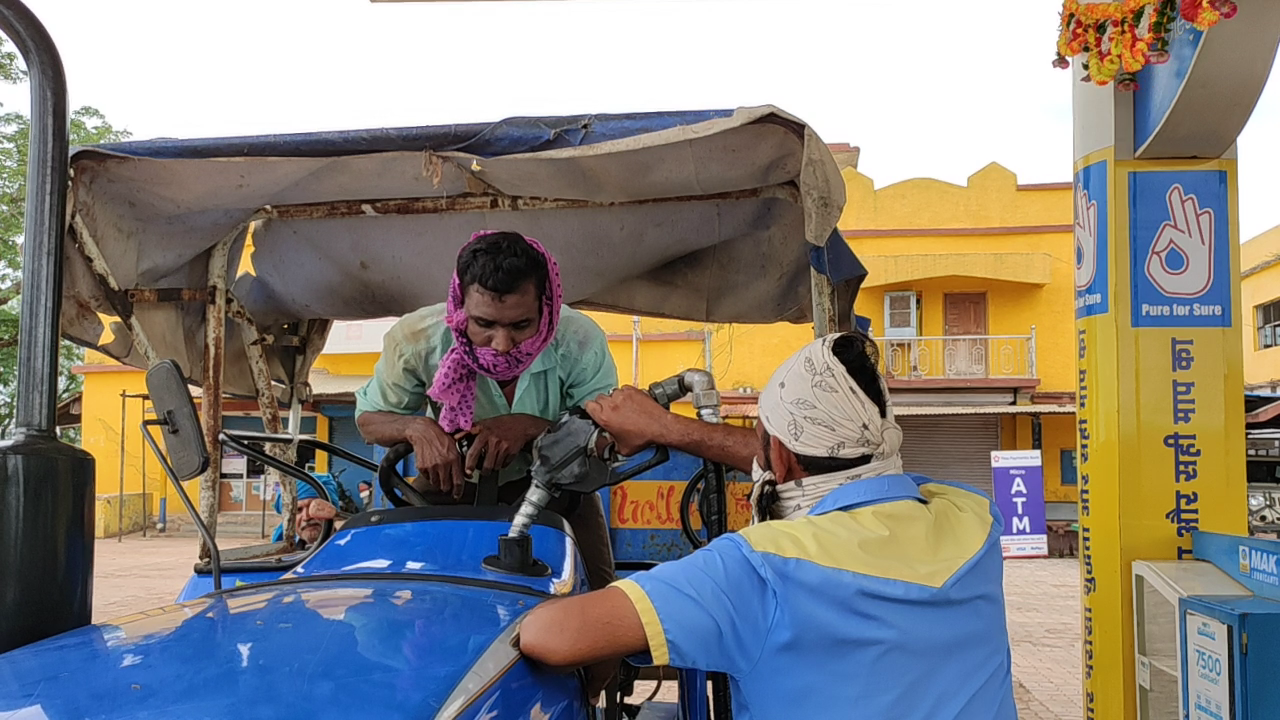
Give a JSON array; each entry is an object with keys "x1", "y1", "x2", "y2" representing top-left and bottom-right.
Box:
[
  {"x1": 483, "y1": 410, "x2": 599, "y2": 578},
  {"x1": 487, "y1": 374, "x2": 706, "y2": 577}
]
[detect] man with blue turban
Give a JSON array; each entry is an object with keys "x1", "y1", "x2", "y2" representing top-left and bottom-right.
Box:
[{"x1": 271, "y1": 473, "x2": 341, "y2": 548}]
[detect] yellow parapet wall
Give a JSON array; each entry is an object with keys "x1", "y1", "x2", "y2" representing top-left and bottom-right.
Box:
[{"x1": 94, "y1": 492, "x2": 154, "y2": 539}]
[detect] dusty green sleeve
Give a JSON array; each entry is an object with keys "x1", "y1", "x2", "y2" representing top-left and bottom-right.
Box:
[
  {"x1": 560, "y1": 315, "x2": 619, "y2": 410},
  {"x1": 354, "y1": 321, "x2": 431, "y2": 418}
]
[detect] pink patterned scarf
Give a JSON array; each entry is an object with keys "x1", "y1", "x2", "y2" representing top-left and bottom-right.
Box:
[{"x1": 427, "y1": 231, "x2": 563, "y2": 433}]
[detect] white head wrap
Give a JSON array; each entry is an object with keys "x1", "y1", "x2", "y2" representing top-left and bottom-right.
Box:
[{"x1": 750, "y1": 333, "x2": 904, "y2": 521}]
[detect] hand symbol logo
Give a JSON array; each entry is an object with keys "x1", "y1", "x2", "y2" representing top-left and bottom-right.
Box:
[
  {"x1": 1074, "y1": 183, "x2": 1099, "y2": 292},
  {"x1": 1145, "y1": 184, "x2": 1215, "y2": 298}
]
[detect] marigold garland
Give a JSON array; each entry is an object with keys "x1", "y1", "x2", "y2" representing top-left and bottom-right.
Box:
[{"x1": 1054, "y1": 0, "x2": 1237, "y2": 91}]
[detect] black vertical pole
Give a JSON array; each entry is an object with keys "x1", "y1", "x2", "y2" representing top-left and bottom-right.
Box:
[
  {"x1": 0, "y1": 0, "x2": 96, "y2": 653},
  {"x1": 5, "y1": 0, "x2": 64, "y2": 435},
  {"x1": 702, "y1": 460, "x2": 733, "y2": 720}
]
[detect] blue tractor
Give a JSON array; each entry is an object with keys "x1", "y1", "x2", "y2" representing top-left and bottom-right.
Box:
[
  {"x1": 0, "y1": 358, "x2": 716, "y2": 719},
  {"x1": 0, "y1": 1, "x2": 868, "y2": 717}
]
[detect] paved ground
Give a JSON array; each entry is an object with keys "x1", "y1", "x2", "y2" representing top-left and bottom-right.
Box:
[
  {"x1": 1005, "y1": 559, "x2": 1081, "y2": 720},
  {"x1": 93, "y1": 536, "x2": 1083, "y2": 718},
  {"x1": 92, "y1": 534, "x2": 257, "y2": 622}
]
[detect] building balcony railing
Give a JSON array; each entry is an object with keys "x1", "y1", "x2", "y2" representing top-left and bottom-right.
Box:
[{"x1": 879, "y1": 328, "x2": 1038, "y2": 382}]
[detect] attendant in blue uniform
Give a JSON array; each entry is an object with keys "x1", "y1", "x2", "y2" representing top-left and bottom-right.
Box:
[{"x1": 520, "y1": 331, "x2": 1018, "y2": 720}]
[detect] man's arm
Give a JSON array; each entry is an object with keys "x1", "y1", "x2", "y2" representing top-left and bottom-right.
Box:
[
  {"x1": 355, "y1": 411, "x2": 435, "y2": 448},
  {"x1": 585, "y1": 387, "x2": 758, "y2": 473},
  {"x1": 519, "y1": 535, "x2": 775, "y2": 674},
  {"x1": 519, "y1": 587, "x2": 649, "y2": 669},
  {"x1": 354, "y1": 318, "x2": 465, "y2": 496},
  {"x1": 354, "y1": 318, "x2": 432, "y2": 443},
  {"x1": 356, "y1": 413, "x2": 467, "y2": 499},
  {"x1": 560, "y1": 312, "x2": 621, "y2": 409},
  {"x1": 657, "y1": 413, "x2": 758, "y2": 473}
]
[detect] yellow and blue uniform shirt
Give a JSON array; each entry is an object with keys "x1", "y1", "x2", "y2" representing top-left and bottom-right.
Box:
[{"x1": 612, "y1": 472, "x2": 1017, "y2": 719}]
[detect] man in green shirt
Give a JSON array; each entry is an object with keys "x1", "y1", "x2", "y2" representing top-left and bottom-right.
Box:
[{"x1": 353, "y1": 231, "x2": 619, "y2": 596}]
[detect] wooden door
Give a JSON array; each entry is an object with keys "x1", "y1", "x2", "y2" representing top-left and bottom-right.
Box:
[{"x1": 944, "y1": 293, "x2": 988, "y2": 377}]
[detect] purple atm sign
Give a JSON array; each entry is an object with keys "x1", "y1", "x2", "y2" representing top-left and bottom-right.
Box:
[{"x1": 991, "y1": 450, "x2": 1048, "y2": 558}]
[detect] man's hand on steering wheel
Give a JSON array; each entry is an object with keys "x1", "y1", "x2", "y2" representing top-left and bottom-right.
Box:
[
  {"x1": 405, "y1": 416, "x2": 466, "y2": 499},
  {"x1": 461, "y1": 414, "x2": 552, "y2": 475}
]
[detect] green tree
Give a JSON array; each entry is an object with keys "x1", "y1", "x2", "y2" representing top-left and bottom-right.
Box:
[{"x1": 0, "y1": 38, "x2": 130, "y2": 441}]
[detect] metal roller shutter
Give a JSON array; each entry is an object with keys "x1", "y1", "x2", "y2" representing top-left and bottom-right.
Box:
[
  {"x1": 329, "y1": 417, "x2": 377, "y2": 489},
  {"x1": 897, "y1": 415, "x2": 1000, "y2": 497}
]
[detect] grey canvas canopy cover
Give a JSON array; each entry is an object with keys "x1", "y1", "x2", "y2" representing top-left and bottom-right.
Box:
[{"x1": 60, "y1": 105, "x2": 860, "y2": 401}]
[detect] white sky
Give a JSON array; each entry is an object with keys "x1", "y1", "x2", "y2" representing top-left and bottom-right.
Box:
[{"x1": 3, "y1": 0, "x2": 1279, "y2": 241}]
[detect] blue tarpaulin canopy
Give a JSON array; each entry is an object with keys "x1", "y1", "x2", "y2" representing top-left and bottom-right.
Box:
[{"x1": 61, "y1": 105, "x2": 862, "y2": 399}]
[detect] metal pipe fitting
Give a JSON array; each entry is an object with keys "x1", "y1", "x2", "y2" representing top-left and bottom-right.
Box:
[
  {"x1": 680, "y1": 369, "x2": 722, "y2": 424},
  {"x1": 649, "y1": 369, "x2": 722, "y2": 423}
]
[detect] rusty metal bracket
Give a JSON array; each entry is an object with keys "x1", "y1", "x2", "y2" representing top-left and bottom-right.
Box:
[
  {"x1": 126, "y1": 288, "x2": 211, "y2": 304},
  {"x1": 230, "y1": 289, "x2": 298, "y2": 551},
  {"x1": 225, "y1": 295, "x2": 275, "y2": 348},
  {"x1": 196, "y1": 225, "x2": 243, "y2": 561},
  {"x1": 256, "y1": 185, "x2": 795, "y2": 221}
]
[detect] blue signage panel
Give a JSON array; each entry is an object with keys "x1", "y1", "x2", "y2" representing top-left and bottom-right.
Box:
[
  {"x1": 1075, "y1": 160, "x2": 1110, "y2": 319},
  {"x1": 991, "y1": 450, "x2": 1048, "y2": 558},
  {"x1": 1134, "y1": 19, "x2": 1206, "y2": 153},
  {"x1": 1129, "y1": 170, "x2": 1231, "y2": 328},
  {"x1": 1192, "y1": 531, "x2": 1280, "y2": 601}
]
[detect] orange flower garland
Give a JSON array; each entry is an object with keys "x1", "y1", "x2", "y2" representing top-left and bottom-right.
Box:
[
  {"x1": 1054, "y1": 0, "x2": 1237, "y2": 91},
  {"x1": 1181, "y1": 0, "x2": 1238, "y2": 29}
]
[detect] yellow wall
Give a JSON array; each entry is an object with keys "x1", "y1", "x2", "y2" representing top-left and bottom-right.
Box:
[
  {"x1": 589, "y1": 316, "x2": 813, "y2": 393},
  {"x1": 80, "y1": 360, "x2": 194, "y2": 520},
  {"x1": 840, "y1": 163, "x2": 1073, "y2": 230},
  {"x1": 312, "y1": 414, "x2": 331, "y2": 474},
  {"x1": 95, "y1": 492, "x2": 154, "y2": 538},
  {"x1": 77, "y1": 162, "x2": 1080, "y2": 512},
  {"x1": 1242, "y1": 224, "x2": 1280, "y2": 386},
  {"x1": 313, "y1": 353, "x2": 377, "y2": 376},
  {"x1": 843, "y1": 164, "x2": 1075, "y2": 393},
  {"x1": 845, "y1": 163, "x2": 1077, "y2": 503}
]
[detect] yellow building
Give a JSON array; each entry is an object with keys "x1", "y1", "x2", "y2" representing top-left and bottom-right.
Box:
[
  {"x1": 841, "y1": 163, "x2": 1078, "y2": 520},
  {"x1": 74, "y1": 159, "x2": 1082, "y2": 534},
  {"x1": 1242, "y1": 224, "x2": 1280, "y2": 391}
]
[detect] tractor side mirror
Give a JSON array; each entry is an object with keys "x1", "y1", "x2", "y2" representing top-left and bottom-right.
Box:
[{"x1": 145, "y1": 359, "x2": 209, "y2": 482}]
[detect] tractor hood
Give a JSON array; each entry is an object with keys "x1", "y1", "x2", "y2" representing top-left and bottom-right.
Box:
[{"x1": 0, "y1": 578, "x2": 562, "y2": 719}]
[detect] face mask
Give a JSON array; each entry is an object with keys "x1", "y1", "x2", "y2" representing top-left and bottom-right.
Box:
[
  {"x1": 748, "y1": 457, "x2": 778, "y2": 525},
  {"x1": 751, "y1": 457, "x2": 773, "y2": 484}
]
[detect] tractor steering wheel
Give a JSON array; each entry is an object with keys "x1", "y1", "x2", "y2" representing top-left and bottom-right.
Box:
[
  {"x1": 377, "y1": 442, "x2": 427, "y2": 507},
  {"x1": 376, "y1": 436, "x2": 486, "y2": 508}
]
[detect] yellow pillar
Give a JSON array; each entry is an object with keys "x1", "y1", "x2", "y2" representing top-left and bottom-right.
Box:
[
  {"x1": 1075, "y1": 150, "x2": 1247, "y2": 720},
  {"x1": 1069, "y1": 6, "x2": 1280, "y2": 717}
]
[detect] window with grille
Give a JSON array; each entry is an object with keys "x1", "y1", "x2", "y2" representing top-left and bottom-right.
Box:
[{"x1": 1258, "y1": 299, "x2": 1280, "y2": 349}]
